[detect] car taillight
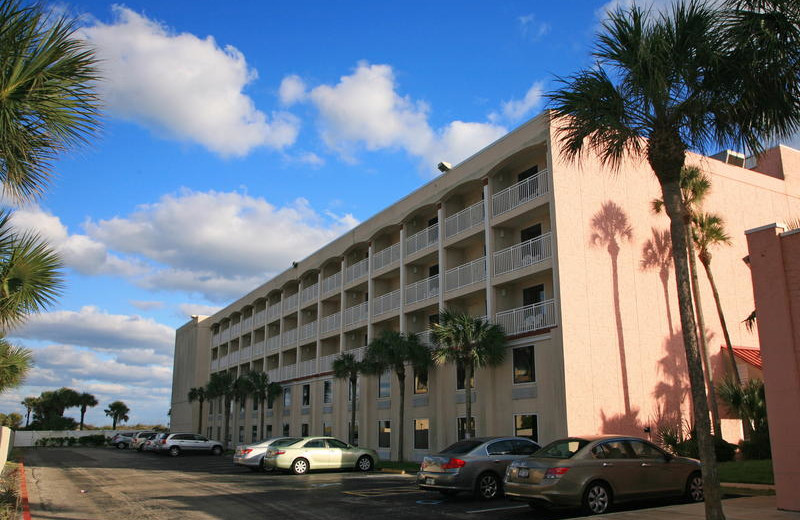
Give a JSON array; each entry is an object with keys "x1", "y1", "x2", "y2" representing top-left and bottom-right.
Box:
[
  {"x1": 161, "y1": 439, "x2": 166, "y2": 444},
  {"x1": 544, "y1": 467, "x2": 570, "y2": 479},
  {"x1": 441, "y1": 458, "x2": 466, "y2": 470},
  {"x1": 242, "y1": 449, "x2": 253, "y2": 455},
  {"x1": 273, "y1": 449, "x2": 286, "y2": 455}
]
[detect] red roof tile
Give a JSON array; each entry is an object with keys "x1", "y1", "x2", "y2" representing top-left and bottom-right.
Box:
[{"x1": 721, "y1": 346, "x2": 762, "y2": 369}]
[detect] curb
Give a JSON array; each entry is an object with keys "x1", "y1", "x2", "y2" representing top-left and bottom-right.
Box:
[
  {"x1": 379, "y1": 468, "x2": 409, "y2": 474},
  {"x1": 18, "y1": 462, "x2": 31, "y2": 520}
]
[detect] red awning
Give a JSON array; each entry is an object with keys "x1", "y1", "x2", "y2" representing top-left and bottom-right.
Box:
[{"x1": 721, "y1": 346, "x2": 762, "y2": 369}]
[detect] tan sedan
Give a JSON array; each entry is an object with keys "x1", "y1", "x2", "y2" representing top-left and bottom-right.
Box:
[
  {"x1": 262, "y1": 437, "x2": 378, "y2": 474},
  {"x1": 504, "y1": 435, "x2": 703, "y2": 515}
]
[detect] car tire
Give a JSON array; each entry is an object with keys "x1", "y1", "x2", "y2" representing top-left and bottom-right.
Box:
[
  {"x1": 475, "y1": 472, "x2": 501, "y2": 500},
  {"x1": 292, "y1": 458, "x2": 309, "y2": 475},
  {"x1": 168, "y1": 446, "x2": 180, "y2": 457},
  {"x1": 356, "y1": 456, "x2": 373, "y2": 472},
  {"x1": 582, "y1": 481, "x2": 611, "y2": 515},
  {"x1": 116, "y1": 442, "x2": 126, "y2": 449},
  {"x1": 685, "y1": 472, "x2": 704, "y2": 502},
  {"x1": 212, "y1": 445, "x2": 223, "y2": 456}
]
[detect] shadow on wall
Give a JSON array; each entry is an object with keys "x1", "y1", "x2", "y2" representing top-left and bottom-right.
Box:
[{"x1": 641, "y1": 228, "x2": 674, "y2": 336}]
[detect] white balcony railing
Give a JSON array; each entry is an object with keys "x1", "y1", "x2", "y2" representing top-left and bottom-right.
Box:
[
  {"x1": 344, "y1": 302, "x2": 369, "y2": 327},
  {"x1": 406, "y1": 223, "x2": 439, "y2": 255},
  {"x1": 445, "y1": 257, "x2": 486, "y2": 292},
  {"x1": 220, "y1": 329, "x2": 231, "y2": 342},
  {"x1": 416, "y1": 329, "x2": 434, "y2": 348},
  {"x1": 253, "y1": 340, "x2": 265, "y2": 357},
  {"x1": 319, "y1": 353, "x2": 337, "y2": 373},
  {"x1": 372, "y1": 243, "x2": 400, "y2": 271},
  {"x1": 298, "y1": 359, "x2": 317, "y2": 378},
  {"x1": 405, "y1": 275, "x2": 439, "y2": 305},
  {"x1": 240, "y1": 346, "x2": 252, "y2": 362},
  {"x1": 322, "y1": 272, "x2": 342, "y2": 295},
  {"x1": 494, "y1": 299, "x2": 557, "y2": 335},
  {"x1": 445, "y1": 200, "x2": 484, "y2": 239},
  {"x1": 299, "y1": 321, "x2": 317, "y2": 342},
  {"x1": 300, "y1": 283, "x2": 319, "y2": 305},
  {"x1": 492, "y1": 169, "x2": 549, "y2": 217},
  {"x1": 282, "y1": 327, "x2": 298, "y2": 346},
  {"x1": 254, "y1": 309, "x2": 266, "y2": 327},
  {"x1": 267, "y1": 368, "x2": 279, "y2": 382},
  {"x1": 494, "y1": 233, "x2": 552, "y2": 276},
  {"x1": 282, "y1": 364, "x2": 298, "y2": 381},
  {"x1": 373, "y1": 289, "x2": 401, "y2": 316},
  {"x1": 283, "y1": 293, "x2": 298, "y2": 313},
  {"x1": 345, "y1": 257, "x2": 369, "y2": 284},
  {"x1": 320, "y1": 312, "x2": 341, "y2": 334},
  {"x1": 266, "y1": 336, "x2": 281, "y2": 352},
  {"x1": 349, "y1": 346, "x2": 367, "y2": 361},
  {"x1": 231, "y1": 323, "x2": 241, "y2": 337},
  {"x1": 267, "y1": 302, "x2": 281, "y2": 322},
  {"x1": 212, "y1": 332, "x2": 220, "y2": 346},
  {"x1": 210, "y1": 359, "x2": 220, "y2": 371}
]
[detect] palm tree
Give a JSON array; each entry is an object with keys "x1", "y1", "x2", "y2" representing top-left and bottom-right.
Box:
[
  {"x1": 77, "y1": 392, "x2": 98, "y2": 431},
  {"x1": 548, "y1": 3, "x2": 800, "y2": 517},
  {"x1": 431, "y1": 310, "x2": 506, "y2": 440},
  {"x1": 232, "y1": 375, "x2": 252, "y2": 444},
  {"x1": 104, "y1": 401, "x2": 130, "y2": 430},
  {"x1": 20, "y1": 396, "x2": 37, "y2": 427},
  {"x1": 0, "y1": 337, "x2": 32, "y2": 393},
  {"x1": 246, "y1": 371, "x2": 279, "y2": 441},
  {"x1": 205, "y1": 371, "x2": 235, "y2": 448},
  {"x1": 187, "y1": 387, "x2": 206, "y2": 434},
  {"x1": 364, "y1": 330, "x2": 433, "y2": 461},
  {"x1": 717, "y1": 378, "x2": 768, "y2": 434},
  {"x1": 333, "y1": 352, "x2": 365, "y2": 445}
]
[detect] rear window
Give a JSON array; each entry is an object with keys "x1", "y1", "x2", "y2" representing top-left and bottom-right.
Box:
[
  {"x1": 534, "y1": 438, "x2": 590, "y2": 459},
  {"x1": 441, "y1": 440, "x2": 483, "y2": 455}
]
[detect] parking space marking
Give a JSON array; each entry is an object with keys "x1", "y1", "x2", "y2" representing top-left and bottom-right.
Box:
[
  {"x1": 465, "y1": 504, "x2": 529, "y2": 514},
  {"x1": 343, "y1": 486, "x2": 423, "y2": 497}
]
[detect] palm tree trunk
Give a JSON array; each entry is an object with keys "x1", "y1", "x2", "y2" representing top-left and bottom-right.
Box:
[
  {"x1": 25, "y1": 409, "x2": 30, "y2": 427},
  {"x1": 112, "y1": 417, "x2": 117, "y2": 430},
  {"x1": 701, "y1": 258, "x2": 753, "y2": 439},
  {"x1": 465, "y1": 363, "x2": 474, "y2": 439},
  {"x1": 224, "y1": 397, "x2": 231, "y2": 449},
  {"x1": 80, "y1": 410, "x2": 86, "y2": 431},
  {"x1": 350, "y1": 376, "x2": 357, "y2": 445},
  {"x1": 197, "y1": 399, "x2": 204, "y2": 435},
  {"x1": 662, "y1": 180, "x2": 725, "y2": 520},
  {"x1": 610, "y1": 245, "x2": 631, "y2": 416},
  {"x1": 397, "y1": 372, "x2": 405, "y2": 462},
  {"x1": 260, "y1": 398, "x2": 266, "y2": 441},
  {"x1": 687, "y1": 222, "x2": 722, "y2": 436}
]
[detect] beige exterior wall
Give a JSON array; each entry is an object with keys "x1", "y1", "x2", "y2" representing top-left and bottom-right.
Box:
[
  {"x1": 171, "y1": 111, "x2": 800, "y2": 460},
  {"x1": 171, "y1": 316, "x2": 211, "y2": 433}
]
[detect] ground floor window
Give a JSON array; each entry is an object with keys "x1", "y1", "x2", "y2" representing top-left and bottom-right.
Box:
[
  {"x1": 513, "y1": 345, "x2": 536, "y2": 384},
  {"x1": 284, "y1": 387, "x2": 292, "y2": 408},
  {"x1": 378, "y1": 420, "x2": 391, "y2": 448},
  {"x1": 266, "y1": 424, "x2": 273, "y2": 438},
  {"x1": 323, "y1": 422, "x2": 332, "y2": 436},
  {"x1": 414, "y1": 367, "x2": 428, "y2": 394},
  {"x1": 414, "y1": 419, "x2": 429, "y2": 450},
  {"x1": 301, "y1": 423, "x2": 309, "y2": 436},
  {"x1": 252, "y1": 425, "x2": 258, "y2": 442},
  {"x1": 238, "y1": 426, "x2": 244, "y2": 443},
  {"x1": 457, "y1": 416, "x2": 476, "y2": 440},
  {"x1": 282, "y1": 423, "x2": 290, "y2": 437},
  {"x1": 514, "y1": 414, "x2": 539, "y2": 442}
]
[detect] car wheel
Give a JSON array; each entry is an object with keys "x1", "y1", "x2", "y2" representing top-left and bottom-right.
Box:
[
  {"x1": 685, "y1": 472, "x2": 704, "y2": 502},
  {"x1": 292, "y1": 458, "x2": 309, "y2": 475},
  {"x1": 212, "y1": 445, "x2": 223, "y2": 456},
  {"x1": 356, "y1": 455, "x2": 373, "y2": 472},
  {"x1": 582, "y1": 481, "x2": 611, "y2": 515},
  {"x1": 116, "y1": 442, "x2": 126, "y2": 449},
  {"x1": 168, "y1": 446, "x2": 180, "y2": 457},
  {"x1": 475, "y1": 472, "x2": 501, "y2": 500}
]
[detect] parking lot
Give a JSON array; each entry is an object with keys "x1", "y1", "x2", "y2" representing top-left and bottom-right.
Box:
[{"x1": 21, "y1": 447, "x2": 703, "y2": 520}]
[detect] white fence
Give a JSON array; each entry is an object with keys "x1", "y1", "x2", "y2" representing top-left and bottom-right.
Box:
[{"x1": 13, "y1": 429, "x2": 121, "y2": 447}]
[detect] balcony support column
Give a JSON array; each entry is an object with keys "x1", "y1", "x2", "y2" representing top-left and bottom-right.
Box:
[
  {"x1": 399, "y1": 225, "x2": 407, "y2": 333},
  {"x1": 483, "y1": 179, "x2": 496, "y2": 319},
  {"x1": 437, "y1": 203, "x2": 445, "y2": 312},
  {"x1": 367, "y1": 242, "x2": 374, "y2": 344}
]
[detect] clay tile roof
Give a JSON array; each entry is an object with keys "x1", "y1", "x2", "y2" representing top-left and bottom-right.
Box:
[{"x1": 721, "y1": 346, "x2": 762, "y2": 369}]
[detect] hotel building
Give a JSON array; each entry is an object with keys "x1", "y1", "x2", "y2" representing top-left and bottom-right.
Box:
[{"x1": 171, "y1": 112, "x2": 800, "y2": 460}]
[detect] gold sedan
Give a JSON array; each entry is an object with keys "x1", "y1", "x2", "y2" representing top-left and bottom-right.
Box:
[{"x1": 263, "y1": 437, "x2": 378, "y2": 475}]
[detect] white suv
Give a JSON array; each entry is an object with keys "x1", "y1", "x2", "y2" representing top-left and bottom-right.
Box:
[{"x1": 158, "y1": 433, "x2": 224, "y2": 457}]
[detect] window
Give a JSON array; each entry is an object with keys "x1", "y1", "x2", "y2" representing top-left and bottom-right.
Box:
[
  {"x1": 304, "y1": 438, "x2": 324, "y2": 448},
  {"x1": 457, "y1": 417, "x2": 476, "y2": 440},
  {"x1": 323, "y1": 380, "x2": 332, "y2": 404},
  {"x1": 302, "y1": 384, "x2": 310, "y2": 406},
  {"x1": 514, "y1": 414, "x2": 539, "y2": 442},
  {"x1": 512, "y1": 439, "x2": 539, "y2": 455},
  {"x1": 216, "y1": 427, "x2": 221, "y2": 441},
  {"x1": 378, "y1": 420, "x2": 391, "y2": 448},
  {"x1": 349, "y1": 421, "x2": 359, "y2": 446},
  {"x1": 378, "y1": 371, "x2": 391, "y2": 398},
  {"x1": 414, "y1": 368, "x2": 428, "y2": 394},
  {"x1": 238, "y1": 426, "x2": 244, "y2": 442},
  {"x1": 487, "y1": 440, "x2": 514, "y2": 455},
  {"x1": 456, "y1": 362, "x2": 474, "y2": 390},
  {"x1": 598, "y1": 440, "x2": 632, "y2": 459},
  {"x1": 323, "y1": 422, "x2": 332, "y2": 436},
  {"x1": 301, "y1": 423, "x2": 309, "y2": 436},
  {"x1": 283, "y1": 387, "x2": 292, "y2": 408},
  {"x1": 629, "y1": 440, "x2": 665, "y2": 459},
  {"x1": 282, "y1": 423, "x2": 290, "y2": 437},
  {"x1": 266, "y1": 424, "x2": 273, "y2": 438},
  {"x1": 414, "y1": 419, "x2": 429, "y2": 450},
  {"x1": 252, "y1": 425, "x2": 258, "y2": 442},
  {"x1": 327, "y1": 438, "x2": 348, "y2": 449},
  {"x1": 513, "y1": 346, "x2": 535, "y2": 384}
]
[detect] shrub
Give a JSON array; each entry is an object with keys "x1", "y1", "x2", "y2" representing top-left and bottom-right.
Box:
[
  {"x1": 740, "y1": 429, "x2": 771, "y2": 460},
  {"x1": 76, "y1": 434, "x2": 107, "y2": 447},
  {"x1": 674, "y1": 434, "x2": 737, "y2": 462}
]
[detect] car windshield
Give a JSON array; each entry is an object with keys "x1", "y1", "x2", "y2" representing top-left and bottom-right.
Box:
[
  {"x1": 534, "y1": 438, "x2": 590, "y2": 459},
  {"x1": 441, "y1": 440, "x2": 483, "y2": 455},
  {"x1": 273, "y1": 437, "x2": 303, "y2": 447}
]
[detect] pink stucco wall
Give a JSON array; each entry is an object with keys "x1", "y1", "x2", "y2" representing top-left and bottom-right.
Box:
[
  {"x1": 548, "y1": 127, "x2": 800, "y2": 442},
  {"x1": 746, "y1": 225, "x2": 800, "y2": 512}
]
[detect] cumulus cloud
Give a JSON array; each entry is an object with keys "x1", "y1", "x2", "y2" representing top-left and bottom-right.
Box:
[
  {"x1": 279, "y1": 74, "x2": 307, "y2": 105},
  {"x1": 81, "y1": 6, "x2": 299, "y2": 156},
  {"x1": 489, "y1": 82, "x2": 545, "y2": 124},
  {"x1": 129, "y1": 300, "x2": 164, "y2": 311},
  {"x1": 33, "y1": 344, "x2": 173, "y2": 386},
  {"x1": 518, "y1": 14, "x2": 551, "y2": 41}
]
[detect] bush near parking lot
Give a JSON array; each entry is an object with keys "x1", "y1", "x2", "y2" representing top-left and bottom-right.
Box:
[
  {"x1": 34, "y1": 434, "x2": 107, "y2": 447},
  {"x1": 0, "y1": 464, "x2": 21, "y2": 520}
]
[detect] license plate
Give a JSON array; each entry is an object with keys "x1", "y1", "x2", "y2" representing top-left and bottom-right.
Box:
[
  {"x1": 518, "y1": 469, "x2": 529, "y2": 478},
  {"x1": 425, "y1": 478, "x2": 434, "y2": 485}
]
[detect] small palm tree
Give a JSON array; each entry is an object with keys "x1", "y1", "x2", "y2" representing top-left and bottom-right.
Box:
[
  {"x1": 432, "y1": 310, "x2": 506, "y2": 439},
  {"x1": 77, "y1": 392, "x2": 98, "y2": 431},
  {"x1": 20, "y1": 396, "x2": 38, "y2": 427},
  {"x1": 187, "y1": 387, "x2": 206, "y2": 435},
  {"x1": 717, "y1": 378, "x2": 768, "y2": 434},
  {"x1": 333, "y1": 352, "x2": 365, "y2": 445},
  {"x1": 104, "y1": 401, "x2": 130, "y2": 430},
  {"x1": 364, "y1": 330, "x2": 433, "y2": 461},
  {"x1": 205, "y1": 371, "x2": 235, "y2": 447},
  {"x1": 0, "y1": 337, "x2": 32, "y2": 394},
  {"x1": 245, "y1": 372, "x2": 280, "y2": 441}
]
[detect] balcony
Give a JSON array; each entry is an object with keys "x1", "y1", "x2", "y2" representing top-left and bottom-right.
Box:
[
  {"x1": 372, "y1": 243, "x2": 400, "y2": 271},
  {"x1": 445, "y1": 200, "x2": 484, "y2": 239},
  {"x1": 494, "y1": 233, "x2": 552, "y2": 276},
  {"x1": 231, "y1": 323, "x2": 241, "y2": 337},
  {"x1": 373, "y1": 289, "x2": 401, "y2": 317},
  {"x1": 492, "y1": 169, "x2": 549, "y2": 217},
  {"x1": 298, "y1": 359, "x2": 317, "y2": 378},
  {"x1": 320, "y1": 312, "x2": 341, "y2": 335},
  {"x1": 211, "y1": 359, "x2": 220, "y2": 371},
  {"x1": 229, "y1": 350, "x2": 240, "y2": 365},
  {"x1": 283, "y1": 293, "x2": 299, "y2": 313},
  {"x1": 220, "y1": 329, "x2": 231, "y2": 342},
  {"x1": 212, "y1": 332, "x2": 220, "y2": 346},
  {"x1": 406, "y1": 275, "x2": 439, "y2": 305},
  {"x1": 344, "y1": 302, "x2": 369, "y2": 327},
  {"x1": 240, "y1": 346, "x2": 252, "y2": 362},
  {"x1": 322, "y1": 272, "x2": 342, "y2": 295},
  {"x1": 253, "y1": 340, "x2": 265, "y2": 357},
  {"x1": 445, "y1": 257, "x2": 486, "y2": 292},
  {"x1": 267, "y1": 368, "x2": 279, "y2": 382},
  {"x1": 219, "y1": 354, "x2": 229, "y2": 369},
  {"x1": 406, "y1": 223, "x2": 439, "y2": 256},
  {"x1": 349, "y1": 346, "x2": 367, "y2": 361},
  {"x1": 266, "y1": 336, "x2": 280, "y2": 353},
  {"x1": 300, "y1": 283, "x2": 319, "y2": 305},
  {"x1": 319, "y1": 353, "x2": 337, "y2": 373},
  {"x1": 243, "y1": 316, "x2": 253, "y2": 330},
  {"x1": 345, "y1": 257, "x2": 369, "y2": 284},
  {"x1": 494, "y1": 299, "x2": 557, "y2": 335},
  {"x1": 282, "y1": 327, "x2": 298, "y2": 347},
  {"x1": 416, "y1": 329, "x2": 434, "y2": 348},
  {"x1": 299, "y1": 321, "x2": 317, "y2": 342},
  {"x1": 267, "y1": 302, "x2": 281, "y2": 322},
  {"x1": 254, "y1": 309, "x2": 266, "y2": 327},
  {"x1": 281, "y1": 363, "x2": 297, "y2": 380}
]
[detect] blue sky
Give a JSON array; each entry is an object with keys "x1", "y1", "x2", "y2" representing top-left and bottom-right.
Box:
[{"x1": 4, "y1": 0, "x2": 773, "y2": 427}]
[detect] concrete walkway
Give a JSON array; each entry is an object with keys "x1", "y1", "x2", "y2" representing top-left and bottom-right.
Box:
[{"x1": 587, "y1": 495, "x2": 799, "y2": 519}]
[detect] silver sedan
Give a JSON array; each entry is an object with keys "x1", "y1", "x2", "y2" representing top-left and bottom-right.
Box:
[{"x1": 234, "y1": 437, "x2": 302, "y2": 471}]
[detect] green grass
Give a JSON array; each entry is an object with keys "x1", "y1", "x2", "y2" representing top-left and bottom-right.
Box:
[
  {"x1": 378, "y1": 460, "x2": 420, "y2": 473},
  {"x1": 717, "y1": 459, "x2": 774, "y2": 485}
]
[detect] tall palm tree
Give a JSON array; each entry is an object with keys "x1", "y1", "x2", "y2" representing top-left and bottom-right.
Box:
[
  {"x1": 333, "y1": 352, "x2": 365, "y2": 445},
  {"x1": 431, "y1": 310, "x2": 506, "y2": 440},
  {"x1": 232, "y1": 375, "x2": 252, "y2": 444},
  {"x1": 77, "y1": 392, "x2": 97, "y2": 431},
  {"x1": 187, "y1": 387, "x2": 206, "y2": 435},
  {"x1": 364, "y1": 330, "x2": 433, "y2": 461},
  {"x1": 20, "y1": 396, "x2": 37, "y2": 427},
  {"x1": 245, "y1": 371, "x2": 280, "y2": 441},
  {"x1": 205, "y1": 371, "x2": 235, "y2": 448},
  {"x1": 549, "y1": 3, "x2": 800, "y2": 517},
  {"x1": 0, "y1": 336, "x2": 32, "y2": 393},
  {"x1": 104, "y1": 401, "x2": 130, "y2": 430}
]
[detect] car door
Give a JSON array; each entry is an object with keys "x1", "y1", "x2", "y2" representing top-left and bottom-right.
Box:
[
  {"x1": 591, "y1": 440, "x2": 648, "y2": 499},
  {"x1": 193, "y1": 434, "x2": 211, "y2": 451},
  {"x1": 485, "y1": 439, "x2": 518, "y2": 474},
  {"x1": 301, "y1": 439, "x2": 331, "y2": 468},
  {"x1": 628, "y1": 439, "x2": 684, "y2": 495},
  {"x1": 326, "y1": 438, "x2": 355, "y2": 468}
]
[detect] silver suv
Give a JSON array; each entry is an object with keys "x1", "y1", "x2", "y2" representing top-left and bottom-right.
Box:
[
  {"x1": 158, "y1": 433, "x2": 224, "y2": 457},
  {"x1": 110, "y1": 432, "x2": 136, "y2": 449}
]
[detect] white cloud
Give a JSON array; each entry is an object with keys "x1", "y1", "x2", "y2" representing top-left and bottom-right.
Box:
[
  {"x1": 177, "y1": 303, "x2": 222, "y2": 319},
  {"x1": 489, "y1": 82, "x2": 545, "y2": 124},
  {"x1": 279, "y1": 74, "x2": 307, "y2": 105},
  {"x1": 518, "y1": 14, "x2": 551, "y2": 41},
  {"x1": 81, "y1": 6, "x2": 299, "y2": 157},
  {"x1": 33, "y1": 344, "x2": 172, "y2": 385},
  {"x1": 137, "y1": 268, "x2": 265, "y2": 302}
]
